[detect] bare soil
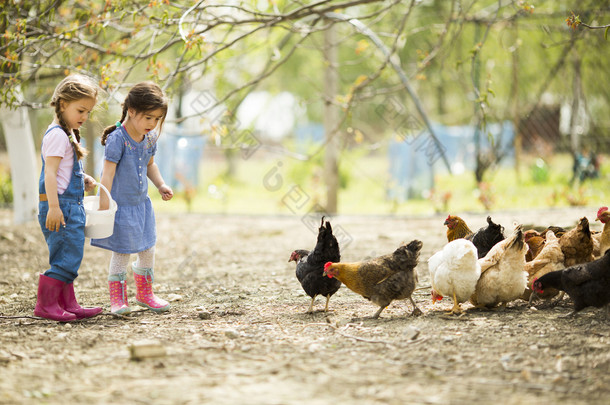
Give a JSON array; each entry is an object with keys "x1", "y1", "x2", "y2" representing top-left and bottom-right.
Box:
[{"x1": 1, "y1": 207, "x2": 609, "y2": 405}]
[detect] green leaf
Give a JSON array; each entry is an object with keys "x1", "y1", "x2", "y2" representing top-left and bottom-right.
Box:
[{"x1": 605, "y1": 26, "x2": 609, "y2": 41}]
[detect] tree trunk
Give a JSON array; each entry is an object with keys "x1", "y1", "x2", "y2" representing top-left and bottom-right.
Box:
[
  {"x1": 511, "y1": 21, "x2": 521, "y2": 182},
  {"x1": 323, "y1": 22, "x2": 339, "y2": 214},
  {"x1": 0, "y1": 104, "x2": 38, "y2": 224}
]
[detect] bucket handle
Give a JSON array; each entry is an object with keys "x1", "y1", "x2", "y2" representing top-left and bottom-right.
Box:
[{"x1": 93, "y1": 182, "x2": 114, "y2": 208}]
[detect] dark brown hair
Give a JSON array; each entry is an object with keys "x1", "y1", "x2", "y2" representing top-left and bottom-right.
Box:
[
  {"x1": 50, "y1": 74, "x2": 98, "y2": 160},
  {"x1": 101, "y1": 81, "x2": 168, "y2": 145}
]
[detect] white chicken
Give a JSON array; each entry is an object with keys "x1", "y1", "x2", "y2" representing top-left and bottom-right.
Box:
[
  {"x1": 470, "y1": 225, "x2": 528, "y2": 309},
  {"x1": 428, "y1": 239, "x2": 481, "y2": 314}
]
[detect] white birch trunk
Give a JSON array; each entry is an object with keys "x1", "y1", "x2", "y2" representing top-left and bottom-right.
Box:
[{"x1": 0, "y1": 105, "x2": 38, "y2": 224}]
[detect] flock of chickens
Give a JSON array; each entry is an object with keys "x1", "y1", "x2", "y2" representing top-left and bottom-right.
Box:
[{"x1": 288, "y1": 209, "x2": 610, "y2": 318}]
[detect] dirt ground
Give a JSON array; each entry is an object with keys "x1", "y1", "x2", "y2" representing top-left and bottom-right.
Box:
[{"x1": 1, "y1": 207, "x2": 610, "y2": 405}]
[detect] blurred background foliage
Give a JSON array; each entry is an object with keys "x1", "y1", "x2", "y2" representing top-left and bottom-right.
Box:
[{"x1": 0, "y1": 0, "x2": 609, "y2": 215}]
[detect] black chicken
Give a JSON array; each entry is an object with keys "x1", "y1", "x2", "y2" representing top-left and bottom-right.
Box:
[
  {"x1": 466, "y1": 216, "x2": 505, "y2": 258},
  {"x1": 288, "y1": 217, "x2": 341, "y2": 313},
  {"x1": 532, "y1": 250, "x2": 610, "y2": 316}
]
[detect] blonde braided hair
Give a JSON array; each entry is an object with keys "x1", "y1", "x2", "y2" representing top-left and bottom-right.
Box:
[{"x1": 50, "y1": 74, "x2": 98, "y2": 160}]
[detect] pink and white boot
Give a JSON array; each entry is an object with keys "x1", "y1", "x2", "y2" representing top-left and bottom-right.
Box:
[
  {"x1": 108, "y1": 273, "x2": 131, "y2": 315},
  {"x1": 132, "y1": 263, "x2": 170, "y2": 313}
]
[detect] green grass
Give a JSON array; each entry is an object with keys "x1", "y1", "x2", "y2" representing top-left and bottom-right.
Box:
[{"x1": 150, "y1": 151, "x2": 610, "y2": 216}]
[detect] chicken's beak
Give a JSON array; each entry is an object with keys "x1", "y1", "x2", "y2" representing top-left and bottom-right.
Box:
[{"x1": 595, "y1": 217, "x2": 600, "y2": 222}]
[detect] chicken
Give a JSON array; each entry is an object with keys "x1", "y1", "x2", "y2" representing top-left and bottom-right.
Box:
[
  {"x1": 542, "y1": 225, "x2": 566, "y2": 239},
  {"x1": 470, "y1": 225, "x2": 528, "y2": 309},
  {"x1": 444, "y1": 215, "x2": 472, "y2": 242},
  {"x1": 521, "y1": 231, "x2": 565, "y2": 302},
  {"x1": 595, "y1": 206, "x2": 610, "y2": 257},
  {"x1": 559, "y1": 217, "x2": 594, "y2": 267},
  {"x1": 428, "y1": 239, "x2": 481, "y2": 314},
  {"x1": 289, "y1": 217, "x2": 341, "y2": 313},
  {"x1": 532, "y1": 250, "x2": 610, "y2": 316},
  {"x1": 444, "y1": 215, "x2": 504, "y2": 258},
  {"x1": 524, "y1": 230, "x2": 545, "y2": 262},
  {"x1": 323, "y1": 240, "x2": 423, "y2": 319},
  {"x1": 466, "y1": 216, "x2": 505, "y2": 259}
]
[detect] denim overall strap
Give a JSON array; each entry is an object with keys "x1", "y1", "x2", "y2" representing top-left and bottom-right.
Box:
[
  {"x1": 39, "y1": 125, "x2": 84, "y2": 202},
  {"x1": 38, "y1": 126, "x2": 87, "y2": 284}
]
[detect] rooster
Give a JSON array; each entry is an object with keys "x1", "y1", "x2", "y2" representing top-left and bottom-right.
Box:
[
  {"x1": 445, "y1": 215, "x2": 505, "y2": 258},
  {"x1": 559, "y1": 217, "x2": 594, "y2": 267},
  {"x1": 323, "y1": 240, "x2": 423, "y2": 319},
  {"x1": 595, "y1": 206, "x2": 610, "y2": 257},
  {"x1": 428, "y1": 239, "x2": 481, "y2": 314},
  {"x1": 470, "y1": 225, "x2": 528, "y2": 309},
  {"x1": 289, "y1": 218, "x2": 341, "y2": 313},
  {"x1": 532, "y1": 250, "x2": 610, "y2": 316}
]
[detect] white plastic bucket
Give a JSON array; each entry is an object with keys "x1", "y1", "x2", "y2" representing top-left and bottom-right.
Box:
[{"x1": 84, "y1": 183, "x2": 117, "y2": 239}]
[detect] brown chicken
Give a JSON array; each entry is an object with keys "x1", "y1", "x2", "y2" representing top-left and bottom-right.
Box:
[
  {"x1": 524, "y1": 230, "x2": 545, "y2": 262},
  {"x1": 445, "y1": 215, "x2": 505, "y2": 258},
  {"x1": 559, "y1": 217, "x2": 594, "y2": 267},
  {"x1": 323, "y1": 240, "x2": 423, "y2": 319},
  {"x1": 444, "y1": 215, "x2": 472, "y2": 242},
  {"x1": 542, "y1": 226, "x2": 566, "y2": 239},
  {"x1": 521, "y1": 231, "x2": 565, "y2": 302},
  {"x1": 595, "y1": 206, "x2": 610, "y2": 257},
  {"x1": 470, "y1": 225, "x2": 528, "y2": 309}
]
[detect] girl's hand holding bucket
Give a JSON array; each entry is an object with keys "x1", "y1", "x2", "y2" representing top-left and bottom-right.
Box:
[{"x1": 84, "y1": 182, "x2": 117, "y2": 239}]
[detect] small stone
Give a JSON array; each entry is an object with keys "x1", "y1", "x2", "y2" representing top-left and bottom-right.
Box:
[
  {"x1": 129, "y1": 340, "x2": 166, "y2": 360},
  {"x1": 308, "y1": 343, "x2": 323, "y2": 353},
  {"x1": 198, "y1": 311, "x2": 212, "y2": 320},
  {"x1": 167, "y1": 293, "x2": 182, "y2": 302},
  {"x1": 224, "y1": 330, "x2": 240, "y2": 339},
  {"x1": 403, "y1": 327, "x2": 420, "y2": 341}
]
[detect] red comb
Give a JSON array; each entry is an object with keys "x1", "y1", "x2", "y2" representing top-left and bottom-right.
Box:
[
  {"x1": 598, "y1": 207, "x2": 608, "y2": 217},
  {"x1": 445, "y1": 214, "x2": 451, "y2": 221},
  {"x1": 324, "y1": 262, "x2": 333, "y2": 271}
]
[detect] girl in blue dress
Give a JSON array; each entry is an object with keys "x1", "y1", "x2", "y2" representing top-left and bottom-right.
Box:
[{"x1": 91, "y1": 82, "x2": 173, "y2": 314}]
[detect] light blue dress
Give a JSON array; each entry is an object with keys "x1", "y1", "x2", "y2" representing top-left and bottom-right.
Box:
[{"x1": 91, "y1": 126, "x2": 158, "y2": 254}]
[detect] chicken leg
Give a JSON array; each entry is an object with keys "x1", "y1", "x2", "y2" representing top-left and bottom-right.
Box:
[
  {"x1": 372, "y1": 306, "x2": 386, "y2": 319},
  {"x1": 449, "y1": 291, "x2": 462, "y2": 315},
  {"x1": 409, "y1": 297, "x2": 423, "y2": 316},
  {"x1": 307, "y1": 296, "x2": 315, "y2": 313},
  {"x1": 324, "y1": 295, "x2": 331, "y2": 312}
]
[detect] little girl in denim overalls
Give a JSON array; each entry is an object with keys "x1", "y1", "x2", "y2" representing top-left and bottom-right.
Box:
[
  {"x1": 35, "y1": 75, "x2": 102, "y2": 322},
  {"x1": 91, "y1": 81, "x2": 173, "y2": 314}
]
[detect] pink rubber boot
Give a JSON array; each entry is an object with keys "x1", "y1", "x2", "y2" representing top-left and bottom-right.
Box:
[
  {"x1": 58, "y1": 282, "x2": 103, "y2": 319},
  {"x1": 108, "y1": 273, "x2": 131, "y2": 315},
  {"x1": 132, "y1": 263, "x2": 170, "y2": 313},
  {"x1": 34, "y1": 274, "x2": 77, "y2": 322}
]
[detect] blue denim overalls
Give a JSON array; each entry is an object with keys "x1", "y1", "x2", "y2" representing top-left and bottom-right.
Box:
[{"x1": 38, "y1": 125, "x2": 86, "y2": 284}]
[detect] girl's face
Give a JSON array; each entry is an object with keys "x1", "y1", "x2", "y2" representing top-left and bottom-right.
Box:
[
  {"x1": 128, "y1": 108, "x2": 165, "y2": 136},
  {"x1": 60, "y1": 97, "x2": 96, "y2": 130}
]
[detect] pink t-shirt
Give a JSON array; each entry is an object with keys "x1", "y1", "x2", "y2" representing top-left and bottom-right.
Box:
[{"x1": 41, "y1": 125, "x2": 76, "y2": 194}]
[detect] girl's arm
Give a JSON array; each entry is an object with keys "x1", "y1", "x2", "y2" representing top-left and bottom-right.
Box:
[
  {"x1": 99, "y1": 160, "x2": 117, "y2": 210},
  {"x1": 147, "y1": 156, "x2": 173, "y2": 201},
  {"x1": 43, "y1": 156, "x2": 65, "y2": 232}
]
